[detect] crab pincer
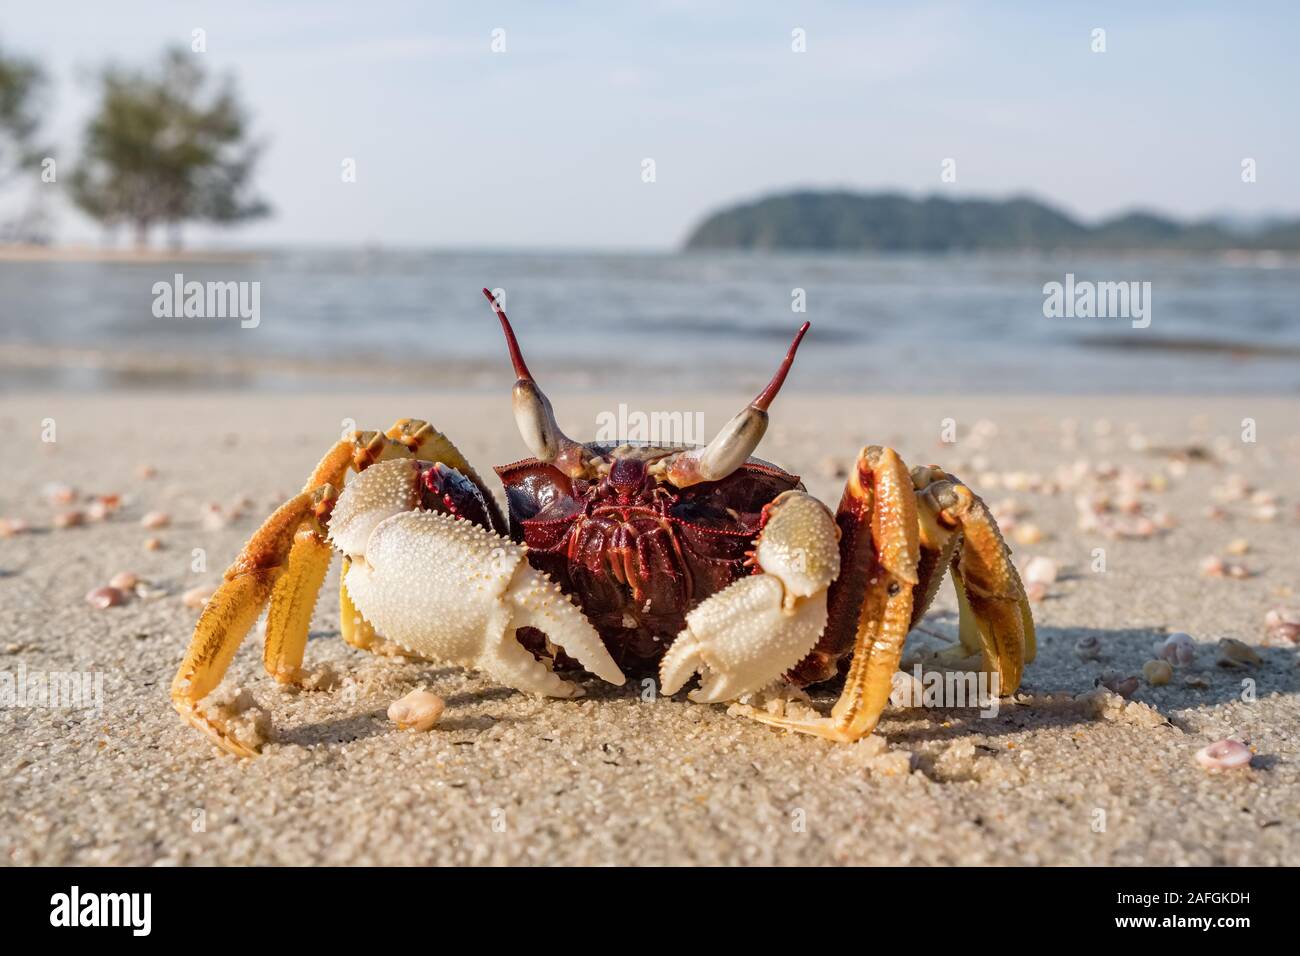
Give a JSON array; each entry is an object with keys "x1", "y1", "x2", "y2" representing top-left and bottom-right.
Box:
[
  {"x1": 660, "y1": 491, "x2": 840, "y2": 702},
  {"x1": 331, "y1": 458, "x2": 625, "y2": 697}
]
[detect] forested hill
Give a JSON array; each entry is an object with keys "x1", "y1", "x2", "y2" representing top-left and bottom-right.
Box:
[{"x1": 682, "y1": 191, "x2": 1300, "y2": 252}]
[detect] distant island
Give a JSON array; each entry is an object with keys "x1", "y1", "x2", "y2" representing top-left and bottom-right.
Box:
[{"x1": 683, "y1": 190, "x2": 1300, "y2": 252}]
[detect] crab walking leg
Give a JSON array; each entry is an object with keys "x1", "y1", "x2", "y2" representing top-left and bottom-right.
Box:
[
  {"x1": 660, "y1": 491, "x2": 841, "y2": 703},
  {"x1": 909, "y1": 466, "x2": 962, "y2": 627},
  {"x1": 171, "y1": 492, "x2": 319, "y2": 757},
  {"x1": 922, "y1": 477, "x2": 1036, "y2": 693},
  {"x1": 262, "y1": 527, "x2": 333, "y2": 682},
  {"x1": 738, "y1": 447, "x2": 920, "y2": 742},
  {"x1": 339, "y1": 557, "x2": 379, "y2": 650},
  {"x1": 172, "y1": 434, "x2": 358, "y2": 755}
]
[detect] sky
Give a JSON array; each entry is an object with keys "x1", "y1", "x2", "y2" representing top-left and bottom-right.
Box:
[{"x1": 3, "y1": 0, "x2": 1298, "y2": 249}]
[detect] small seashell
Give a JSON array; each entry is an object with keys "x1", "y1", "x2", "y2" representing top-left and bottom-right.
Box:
[
  {"x1": 200, "y1": 503, "x2": 227, "y2": 531},
  {"x1": 43, "y1": 483, "x2": 78, "y2": 505},
  {"x1": 1183, "y1": 674, "x2": 1210, "y2": 689},
  {"x1": 1215, "y1": 638, "x2": 1261, "y2": 669},
  {"x1": 1151, "y1": 510, "x2": 1177, "y2": 530},
  {"x1": 1263, "y1": 607, "x2": 1300, "y2": 646},
  {"x1": 53, "y1": 511, "x2": 85, "y2": 529},
  {"x1": 1023, "y1": 556, "x2": 1058, "y2": 585},
  {"x1": 140, "y1": 511, "x2": 171, "y2": 529},
  {"x1": 1098, "y1": 672, "x2": 1139, "y2": 698},
  {"x1": 136, "y1": 464, "x2": 158, "y2": 479},
  {"x1": 109, "y1": 571, "x2": 139, "y2": 590},
  {"x1": 0, "y1": 517, "x2": 31, "y2": 537},
  {"x1": 1025, "y1": 580, "x2": 1049, "y2": 603},
  {"x1": 142, "y1": 536, "x2": 164, "y2": 551},
  {"x1": 1074, "y1": 635, "x2": 1102, "y2": 661},
  {"x1": 1152, "y1": 631, "x2": 1196, "y2": 666},
  {"x1": 1116, "y1": 495, "x2": 1142, "y2": 515},
  {"x1": 182, "y1": 585, "x2": 217, "y2": 609},
  {"x1": 1142, "y1": 660, "x2": 1173, "y2": 686},
  {"x1": 1012, "y1": 523, "x2": 1043, "y2": 545},
  {"x1": 388, "y1": 689, "x2": 446, "y2": 732},
  {"x1": 1226, "y1": 538, "x2": 1250, "y2": 556},
  {"x1": 85, "y1": 586, "x2": 125, "y2": 609},
  {"x1": 1194, "y1": 738, "x2": 1251, "y2": 771},
  {"x1": 134, "y1": 582, "x2": 168, "y2": 601},
  {"x1": 86, "y1": 501, "x2": 111, "y2": 522},
  {"x1": 1199, "y1": 555, "x2": 1225, "y2": 577}
]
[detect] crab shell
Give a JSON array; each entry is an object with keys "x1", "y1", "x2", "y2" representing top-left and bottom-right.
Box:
[{"x1": 494, "y1": 442, "x2": 804, "y2": 675}]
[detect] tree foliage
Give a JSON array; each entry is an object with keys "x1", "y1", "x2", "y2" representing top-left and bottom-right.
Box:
[
  {"x1": 0, "y1": 39, "x2": 46, "y2": 183},
  {"x1": 70, "y1": 47, "x2": 269, "y2": 245}
]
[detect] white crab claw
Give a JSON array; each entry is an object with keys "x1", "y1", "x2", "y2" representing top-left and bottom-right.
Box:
[
  {"x1": 660, "y1": 491, "x2": 839, "y2": 703},
  {"x1": 341, "y1": 507, "x2": 625, "y2": 696},
  {"x1": 328, "y1": 458, "x2": 424, "y2": 558}
]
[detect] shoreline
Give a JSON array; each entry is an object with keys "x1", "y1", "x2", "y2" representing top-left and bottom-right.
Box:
[{"x1": 4, "y1": 342, "x2": 1299, "y2": 395}]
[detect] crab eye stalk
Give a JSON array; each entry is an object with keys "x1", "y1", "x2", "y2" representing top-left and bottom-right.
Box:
[
  {"x1": 667, "y1": 321, "x2": 810, "y2": 488},
  {"x1": 481, "y1": 288, "x2": 587, "y2": 476}
]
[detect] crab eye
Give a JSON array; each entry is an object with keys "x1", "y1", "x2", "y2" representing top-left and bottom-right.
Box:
[
  {"x1": 481, "y1": 288, "x2": 587, "y2": 476},
  {"x1": 665, "y1": 321, "x2": 809, "y2": 488}
]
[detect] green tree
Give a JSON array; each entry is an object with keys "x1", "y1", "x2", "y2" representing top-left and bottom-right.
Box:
[
  {"x1": 70, "y1": 47, "x2": 269, "y2": 248},
  {"x1": 0, "y1": 39, "x2": 46, "y2": 183}
]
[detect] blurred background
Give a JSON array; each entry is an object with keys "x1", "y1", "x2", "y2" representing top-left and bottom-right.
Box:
[{"x1": 1, "y1": 0, "x2": 1297, "y2": 394}]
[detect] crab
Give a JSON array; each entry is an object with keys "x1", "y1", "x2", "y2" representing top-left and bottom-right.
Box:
[{"x1": 172, "y1": 289, "x2": 1036, "y2": 756}]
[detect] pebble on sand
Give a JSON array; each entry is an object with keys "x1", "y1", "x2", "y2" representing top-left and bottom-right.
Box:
[
  {"x1": 108, "y1": 571, "x2": 139, "y2": 590},
  {"x1": 53, "y1": 511, "x2": 86, "y2": 529},
  {"x1": 1073, "y1": 635, "x2": 1102, "y2": 661},
  {"x1": 0, "y1": 518, "x2": 31, "y2": 537},
  {"x1": 1098, "y1": 672, "x2": 1139, "y2": 698},
  {"x1": 1142, "y1": 659, "x2": 1173, "y2": 686},
  {"x1": 388, "y1": 689, "x2": 446, "y2": 732},
  {"x1": 140, "y1": 511, "x2": 171, "y2": 529},
  {"x1": 1264, "y1": 607, "x2": 1300, "y2": 646},
  {"x1": 1152, "y1": 631, "x2": 1196, "y2": 666},
  {"x1": 1012, "y1": 523, "x2": 1043, "y2": 545},
  {"x1": 1215, "y1": 638, "x2": 1261, "y2": 669},
  {"x1": 1023, "y1": 555, "x2": 1058, "y2": 585},
  {"x1": 182, "y1": 585, "x2": 218, "y2": 609},
  {"x1": 1195, "y1": 739, "x2": 1252, "y2": 771},
  {"x1": 85, "y1": 586, "x2": 126, "y2": 609}
]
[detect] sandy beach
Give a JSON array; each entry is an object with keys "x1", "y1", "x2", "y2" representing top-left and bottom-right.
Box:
[{"x1": 1, "y1": 390, "x2": 1297, "y2": 866}]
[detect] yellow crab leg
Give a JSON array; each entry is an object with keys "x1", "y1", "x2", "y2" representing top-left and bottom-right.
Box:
[
  {"x1": 172, "y1": 435, "x2": 355, "y2": 756},
  {"x1": 171, "y1": 489, "x2": 321, "y2": 757},
  {"x1": 339, "y1": 556, "x2": 379, "y2": 650},
  {"x1": 923, "y1": 479, "x2": 1035, "y2": 693},
  {"x1": 263, "y1": 526, "x2": 334, "y2": 683},
  {"x1": 739, "y1": 446, "x2": 919, "y2": 742}
]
